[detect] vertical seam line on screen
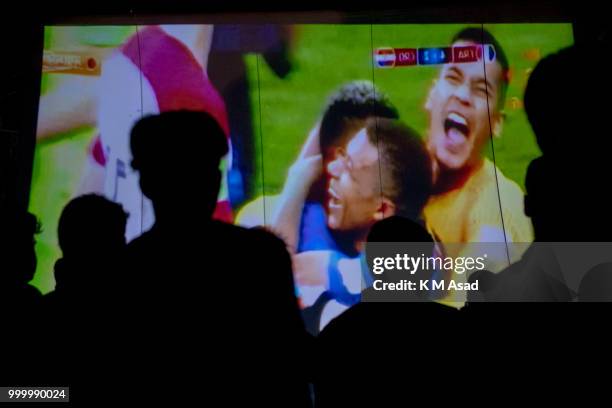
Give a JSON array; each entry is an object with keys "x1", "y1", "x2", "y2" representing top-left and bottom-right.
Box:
[
  {"x1": 480, "y1": 24, "x2": 511, "y2": 266},
  {"x1": 369, "y1": 23, "x2": 385, "y2": 209},
  {"x1": 255, "y1": 54, "x2": 267, "y2": 225},
  {"x1": 135, "y1": 24, "x2": 146, "y2": 234}
]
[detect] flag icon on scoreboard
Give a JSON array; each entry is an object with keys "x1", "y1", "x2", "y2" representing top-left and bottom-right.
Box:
[
  {"x1": 485, "y1": 44, "x2": 496, "y2": 63},
  {"x1": 375, "y1": 48, "x2": 396, "y2": 68}
]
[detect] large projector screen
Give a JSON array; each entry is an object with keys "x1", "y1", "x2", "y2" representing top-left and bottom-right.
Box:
[{"x1": 30, "y1": 22, "x2": 574, "y2": 328}]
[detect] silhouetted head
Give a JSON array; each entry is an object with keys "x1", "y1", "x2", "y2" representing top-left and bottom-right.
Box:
[
  {"x1": 578, "y1": 262, "x2": 612, "y2": 301},
  {"x1": 319, "y1": 81, "x2": 399, "y2": 164},
  {"x1": 524, "y1": 156, "x2": 578, "y2": 241},
  {"x1": 367, "y1": 215, "x2": 433, "y2": 244},
  {"x1": 2, "y1": 211, "x2": 41, "y2": 285},
  {"x1": 130, "y1": 110, "x2": 228, "y2": 222},
  {"x1": 524, "y1": 45, "x2": 612, "y2": 241},
  {"x1": 526, "y1": 44, "x2": 610, "y2": 164},
  {"x1": 524, "y1": 46, "x2": 580, "y2": 156},
  {"x1": 525, "y1": 156, "x2": 604, "y2": 241},
  {"x1": 426, "y1": 27, "x2": 509, "y2": 172},
  {"x1": 58, "y1": 194, "x2": 127, "y2": 260},
  {"x1": 325, "y1": 118, "x2": 432, "y2": 235},
  {"x1": 365, "y1": 216, "x2": 435, "y2": 299}
]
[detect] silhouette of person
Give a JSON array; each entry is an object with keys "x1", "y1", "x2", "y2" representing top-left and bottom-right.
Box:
[
  {"x1": 44, "y1": 194, "x2": 127, "y2": 314},
  {"x1": 1, "y1": 211, "x2": 43, "y2": 312},
  {"x1": 464, "y1": 44, "x2": 612, "y2": 303},
  {"x1": 119, "y1": 110, "x2": 311, "y2": 405},
  {"x1": 315, "y1": 216, "x2": 458, "y2": 407},
  {"x1": 30, "y1": 195, "x2": 127, "y2": 391},
  {"x1": 0, "y1": 211, "x2": 43, "y2": 385},
  {"x1": 523, "y1": 45, "x2": 611, "y2": 241}
]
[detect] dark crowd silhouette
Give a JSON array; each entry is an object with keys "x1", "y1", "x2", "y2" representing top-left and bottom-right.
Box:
[{"x1": 3, "y1": 41, "x2": 612, "y2": 405}]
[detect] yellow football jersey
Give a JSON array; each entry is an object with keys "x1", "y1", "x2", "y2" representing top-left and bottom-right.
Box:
[
  {"x1": 424, "y1": 158, "x2": 533, "y2": 244},
  {"x1": 235, "y1": 195, "x2": 280, "y2": 228},
  {"x1": 424, "y1": 159, "x2": 534, "y2": 306}
]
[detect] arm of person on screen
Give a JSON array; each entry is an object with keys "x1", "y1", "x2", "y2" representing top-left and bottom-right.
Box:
[
  {"x1": 297, "y1": 122, "x2": 321, "y2": 160},
  {"x1": 237, "y1": 123, "x2": 323, "y2": 251},
  {"x1": 268, "y1": 123, "x2": 324, "y2": 252},
  {"x1": 270, "y1": 154, "x2": 323, "y2": 253},
  {"x1": 36, "y1": 75, "x2": 99, "y2": 142}
]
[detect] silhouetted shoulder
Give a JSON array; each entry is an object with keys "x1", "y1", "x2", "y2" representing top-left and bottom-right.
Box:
[
  {"x1": 320, "y1": 301, "x2": 458, "y2": 346},
  {"x1": 125, "y1": 229, "x2": 151, "y2": 249}
]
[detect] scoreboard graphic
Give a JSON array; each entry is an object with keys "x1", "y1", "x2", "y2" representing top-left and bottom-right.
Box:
[{"x1": 375, "y1": 44, "x2": 496, "y2": 68}]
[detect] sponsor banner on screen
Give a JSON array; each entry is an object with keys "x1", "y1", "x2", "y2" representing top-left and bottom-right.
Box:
[{"x1": 42, "y1": 51, "x2": 101, "y2": 76}]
